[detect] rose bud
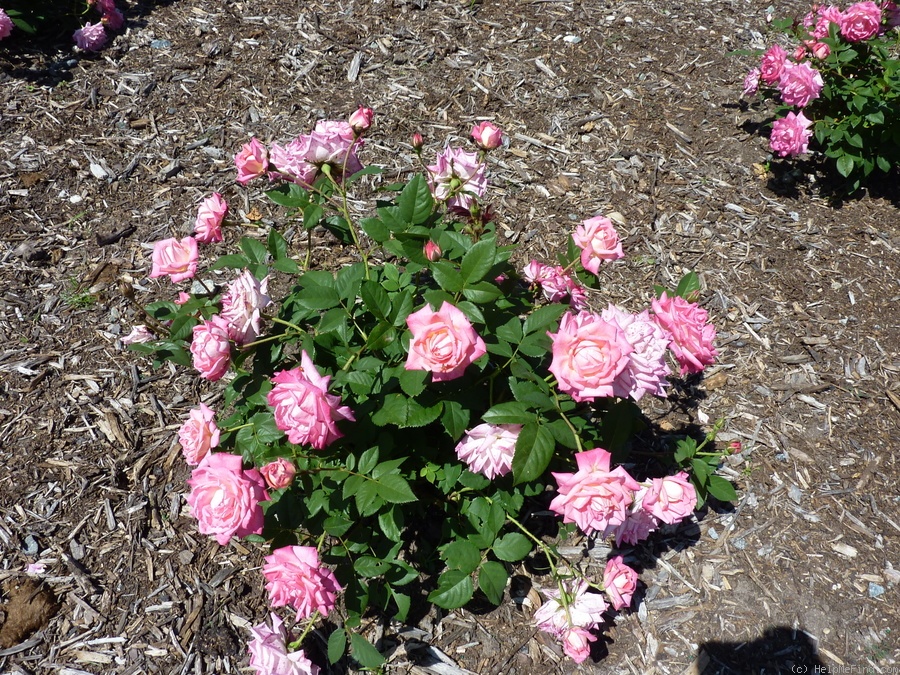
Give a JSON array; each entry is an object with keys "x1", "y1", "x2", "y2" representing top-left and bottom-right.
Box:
[
  {"x1": 411, "y1": 132, "x2": 424, "y2": 151},
  {"x1": 349, "y1": 106, "x2": 374, "y2": 135},
  {"x1": 424, "y1": 240, "x2": 441, "y2": 262},
  {"x1": 471, "y1": 121, "x2": 504, "y2": 150}
]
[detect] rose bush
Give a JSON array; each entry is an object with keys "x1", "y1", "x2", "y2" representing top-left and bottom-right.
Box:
[
  {"x1": 0, "y1": 0, "x2": 124, "y2": 51},
  {"x1": 128, "y1": 111, "x2": 734, "y2": 670},
  {"x1": 740, "y1": 0, "x2": 900, "y2": 191}
]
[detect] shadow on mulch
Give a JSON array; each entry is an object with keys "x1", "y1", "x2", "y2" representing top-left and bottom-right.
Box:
[
  {"x1": 0, "y1": 0, "x2": 182, "y2": 85},
  {"x1": 697, "y1": 626, "x2": 826, "y2": 674}
]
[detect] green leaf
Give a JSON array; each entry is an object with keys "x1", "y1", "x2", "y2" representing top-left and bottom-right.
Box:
[
  {"x1": 361, "y1": 280, "x2": 391, "y2": 320},
  {"x1": 210, "y1": 253, "x2": 250, "y2": 271},
  {"x1": 461, "y1": 281, "x2": 503, "y2": 303},
  {"x1": 345, "y1": 164, "x2": 383, "y2": 185},
  {"x1": 427, "y1": 570, "x2": 475, "y2": 609},
  {"x1": 866, "y1": 110, "x2": 885, "y2": 125},
  {"x1": 378, "y1": 506, "x2": 404, "y2": 542},
  {"x1": 296, "y1": 282, "x2": 340, "y2": 311},
  {"x1": 267, "y1": 228, "x2": 290, "y2": 260},
  {"x1": 876, "y1": 155, "x2": 891, "y2": 172},
  {"x1": 707, "y1": 475, "x2": 738, "y2": 502},
  {"x1": 324, "y1": 514, "x2": 354, "y2": 537},
  {"x1": 396, "y1": 174, "x2": 434, "y2": 225},
  {"x1": 523, "y1": 303, "x2": 567, "y2": 336},
  {"x1": 354, "y1": 556, "x2": 390, "y2": 578},
  {"x1": 273, "y1": 257, "x2": 300, "y2": 273},
  {"x1": 303, "y1": 203, "x2": 324, "y2": 230},
  {"x1": 691, "y1": 457, "x2": 712, "y2": 483},
  {"x1": 327, "y1": 628, "x2": 347, "y2": 664},
  {"x1": 674, "y1": 271, "x2": 700, "y2": 300},
  {"x1": 335, "y1": 263, "x2": 366, "y2": 301},
  {"x1": 430, "y1": 261, "x2": 464, "y2": 292},
  {"x1": 512, "y1": 421, "x2": 555, "y2": 484},
  {"x1": 265, "y1": 183, "x2": 310, "y2": 208},
  {"x1": 441, "y1": 399, "x2": 470, "y2": 439},
  {"x1": 835, "y1": 155, "x2": 855, "y2": 178},
  {"x1": 674, "y1": 437, "x2": 697, "y2": 463},
  {"x1": 441, "y1": 540, "x2": 482, "y2": 574},
  {"x1": 492, "y1": 532, "x2": 532, "y2": 562},
  {"x1": 358, "y1": 447, "x2": 380, "y2": 474},
  {"x1": 350, "y1": 634, "x2": 385, "y2": 670},
  {"x1": 372, "y1": 474, "x2": 417, "y2": 504},
  {"x1": 478, "y1": 561, "x2": 508, "y2": 605},
  {"x1": 391, "y1": 589, "x2": 411, "y2": 622},
  {"x1": 482, "y1": 401, "x2": 532, "y2": 425},
  {"x1": 496, "y1": 317, "x2": 524, "y2": 344},
  {"x1": 241, "y1": 237, "x2": 268, "y2": 265},
  {"x1": 398, "y1": 368, "x2": 427, "y2": 397},
  {"x1": 360, "y1": 217, "x2": 390, "y2": 243},
  {"x1": 460, "y1": 237, "x2": 497, "y2": 285},
  {"x1": 372, "y1": 394, "x2": 442, "y2": 428}
]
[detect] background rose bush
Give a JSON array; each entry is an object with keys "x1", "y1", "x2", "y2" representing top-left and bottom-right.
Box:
[{"x1": 128, "y1": 112, "x2": 734, "y2": 671}]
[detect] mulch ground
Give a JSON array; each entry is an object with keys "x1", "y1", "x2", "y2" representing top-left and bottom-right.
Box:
[{"x1": 1, "y1": 0, "x2": 899, "y2": 673}]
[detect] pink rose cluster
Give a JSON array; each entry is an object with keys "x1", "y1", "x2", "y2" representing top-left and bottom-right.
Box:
[
  {"x1": 522, "y1": 261, "x2": 588, "y2": 311},
  {"x1": 454, "y1": 423, "x2": 520, "y2": 479},
  {"x1": 267, "y1": 350, "x2": 356, "y2": 449},
  {"x1": 650, "y1": 292, "x2": 718, "y2": 376},
  {"x1": 549, "y1": 448, "x2": 698, "y2": 546},
  {"x1": 0, "y1": 9, "x2": 13, "y2": 41},
  {"x1": 263, "y1": 546, "x2": 342, "y2": 620},
  {"x1": 185, "y1": 452, "x2": 268, "y2": 546},
  {"x1": 426, "y1": 146, "x2": 488, "y2": 211},
  {"x1": 548, "y1": 303, "x2": 677, "y2": 404},
  {"x1": 405, "y1": 301, "x2": 487, "y2": 382},
  {"x1": 533, "y1": 579, "x2": 607, "y2": 663},
  {"x1": 73, "y1": 0, "x2": 125, "y2": 51},
  {"x1": 235, "y1": 108, "x2": 371, "y2": 188},
  {"x1": 247, "y1": 613, "x2": 319, "y2": 675}
]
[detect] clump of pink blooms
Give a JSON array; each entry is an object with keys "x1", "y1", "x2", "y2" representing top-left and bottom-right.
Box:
[
  {"x1": 454, "y1": 423, "x2": 521, "y2": 479},
  {"x1": 263, "y1": 546, "x2": 342, "y2": 620},
  {"x1": 532, "y1": 447, "x2": 697, "y2": 659},
  {"x1": 0, "y1": 9, "x2": 14, "y2": 41},
  {"x1": 235, "y1": 107, "x2": 372, "y2": 188},
  {"x1": 71, "y1": 0, "x2": 125, "y2": 51},
  {"x1": 247, "y1": 613, "x2": 320, "y2": 675},
  {"x1": 742, "y1": 1, "x2": 899, "y2": 158}
]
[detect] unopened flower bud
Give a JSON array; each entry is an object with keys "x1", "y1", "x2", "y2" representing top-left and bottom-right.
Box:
[
  {"x1": 411, "y1": 132, "x2": 424, "y2": 150},
  {"x1": 349, "y1": 106, "x2": 374, "y2": 134},
  {"x1": 728, "y1": 441, "x2": 742, "y2": 454},
  {"x1": 471, "y1": 121, "x2": 504, "y2": 150},
  {"x1": 424, "y1": 240, "x2": 441, "y2": 262}
]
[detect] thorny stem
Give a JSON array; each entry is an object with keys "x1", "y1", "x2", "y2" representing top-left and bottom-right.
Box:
[
  {"x1": 223, "y1": 422, "x2": 253, "y2": 433},
  {"x1": 287, "y1": 610, "x2": 320, "y2": 651},
  {"x1": 551, "y1": 389, "x2": 583, "y2": 453}
]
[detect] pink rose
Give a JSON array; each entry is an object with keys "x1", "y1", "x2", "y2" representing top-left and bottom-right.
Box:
[
  {"x1": 260, "y1": 458, "x2": 297, "y2": 490},
  {"x1": 651, "y1": 292, "x2": 718, "y2": 375},
  {"x1": 220, "y1": 269, "x2": 272, "y2": 345},
  {"x1": 101, "y1": 8, "x2": 125, "y2": 30},
  {"x1": 549, "y1": 447, "x2": 641, "y2": 537},
  {"x1": 759, "y1": 44, "x2": 787, "y2": 85},
  {"x1": 176, "y1": 292, "x2": 191, "y2": 305},
  {"x1": 194, "y1": 193, "x2": 227, "y2": 244},
  {"x1": 603, "y1": 556, "x2": 638, "y2": 610},
  {"x1": 235, "y1": 138, "x2": 269, "y2": 185},
  {"x1": 572, "y1": 216, "x2": 624, "y2": 276},
  {"x1": 185, "y1": 453, "x2": 268, "y2": 546},
  {"x1": 248, "y1": 613, "x2": 321, "y2": 675},
  {"x1": 471, "y1": 121, "x2": 504, "y2": 150},
  {"x1": 455, "y1": 423, "x2": 520, "y2": 479},
  {"x1": 600, "y1": 305, "x2": 670, "y2": 401},
  {"x1": 426, "y1": 146, "x2": 487, "y2": 211},
  {"x1": 267, "y1": 351, "x2": 355, "y2": 449},
  {"x1": 349, "y1": 106, "x2": 374, "y2": 134},
  {"x1": 149, "y1": 236, "x2": 199, "y2": 283},
  {"x1": 547, "y1": 311, "x2": 633, "y2": 402},
  {"x1": 405, "y1": 302, "x2": 486, "y2": 382},
  {"x1": 307, "y1": 120, "x2": 364, "y2": 179},
  {"x1": 778, "y1": 62, "x2": 823, "y2": 107},
  {"x1": 611, "y1": 501, "x2": 658, "y2": 546},
  {"x1": 178, "y1": 403, "x2": 220, "y2": 466},
  {"x1": 841, "y1": 1, "x2": 881, "y2": 41},
  {"x1": 190, "y1": 315, "x2": 231, "y2": 381},
  {"x1": 0, "y1": 9, "x2": 14, "y2": 40},
  {"x1": 768, "y1": 111, "x2": 814, "y2": 158},
  {"x1": 121, "y1": 325, "x2": 155, "y2": 345},
  {"x1": 263, "y1": 546, "x2": 342, "y2": 620},
  {"x1": 642, "y1": 471, "x2": 697, "y2": 524},
  {"x1": 533, "y1": 579, "x2": 606, "y2": 664},
  {"x1": 269, "y1": 137, "x2": 319, "y2": 187},
  {"x1": 805, "y1": 40, "x2": 831, "y2": 59},
  {"x1": 742, "y1": 68, "x2": 760, "y2": 98},
  {"x1": 73, "y1": 22, "x2": 108, "y2": 51},
  {"x1": 423, "y1": 240, "x2": 441, "y2": 262}
]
